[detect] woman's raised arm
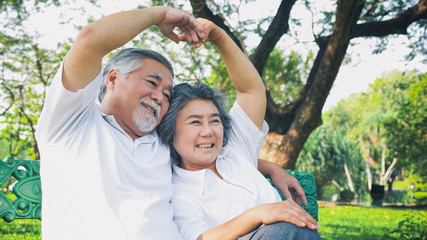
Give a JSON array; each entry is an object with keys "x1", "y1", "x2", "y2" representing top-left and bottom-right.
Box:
[{"x1": 188, "y1": 18, "x2": 266, "y2": 130}]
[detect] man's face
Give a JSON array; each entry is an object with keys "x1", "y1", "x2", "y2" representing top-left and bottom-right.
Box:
[{"x1": 105, "y1": 59, "x2": 173, "y2": 139}]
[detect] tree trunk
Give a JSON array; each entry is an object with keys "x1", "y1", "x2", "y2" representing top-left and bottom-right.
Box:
[
  {"x1": 380, "y1": 145, "x2": 386, "y2": 182},
  {"x1": 366, "y1": 149, "x2": 372, "y2": 191},
  {"x1": 380, "y1": 158, "x2": 398, "y2": 186},
  {"x1": 331, "y1": 179, "x2": 344, "y2": 191},
  {"x1": 344, "y1": 163, "x2": 355, "y2": 192},
  {"x1": 271, "y1": 0, "x2": 365, "y2": 168}
]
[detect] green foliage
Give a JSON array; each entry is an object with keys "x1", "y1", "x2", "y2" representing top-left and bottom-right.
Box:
[
  {"x1": 325, "y1": 0, "x2": 426, "y2": 59},
  {"x1": 382, "y1": 73, "x2": 427, "y2": 179},
  {"x1": 339, "y1": 189, "x2": 356, "y2": 202},
  {"x1": 1, "y1": 31, "x2": 66, "y2": 159},
  {"x1": 1, "y1": 0, "x2": 71, "y2": 158},
  {"x1": 321, "y1": 184, "x2": 340, "y2": 201},
  {"x1": 388, "y1": 211, "x2": 427, "y2": 240},
  {"x1": 296, "y1": 123, "x2": 366, "y2": 200},
  {"x1": 0, "y1": 0, "x2": 60, "y2": 24},
  {"x1": 391, "y1": 176, "x2": 427, "y2": 204},
  {"x1": 384, "y1": 190, "x2": 409, "y2": 204},
  {"x1": 413, "y1": 192, "x2": 427, "y2": 205},
  {"x1": 263, "y1": 49, "x2": 312, "y2": 106},
  {"x1": 325, "y1": 70, "x2": 427, "y2": 186}
]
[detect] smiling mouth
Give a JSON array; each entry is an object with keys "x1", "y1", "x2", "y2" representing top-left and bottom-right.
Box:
[
  {"x1": 141, "y1": 102, "x2": 155, "y2": 115},
  {"x1": 197, "y1": 144, "x2": 214, "y2": 149}
]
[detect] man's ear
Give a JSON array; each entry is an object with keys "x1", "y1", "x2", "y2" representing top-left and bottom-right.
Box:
[{"x1": 106, "y1": 69, "x2": 119, "y2": 90}]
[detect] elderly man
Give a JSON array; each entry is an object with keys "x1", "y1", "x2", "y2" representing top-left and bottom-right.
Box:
[{"x1": 36, "y1": 6, "x2": 309, "y2": 240}]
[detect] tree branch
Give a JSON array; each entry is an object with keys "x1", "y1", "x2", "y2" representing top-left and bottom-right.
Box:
[
  {"x1": 250, "y1": 0, "x2": 297, "y2": 75},
  {"x1": 0, "y1": 82, "x2": 16, "y2": 116},
  {"x1": 275, "y1": 0, "x2": 366, "y2": 168},
  {"x1": 351, "y1": 0, "x2": 427, "y2": 38},
  {"x1": 189, "y1": 0, "x2": 243, "y2": 50}
]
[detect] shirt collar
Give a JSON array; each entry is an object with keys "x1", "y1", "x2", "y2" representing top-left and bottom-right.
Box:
[
  {"x1": 172, "y1": 148, "x2": 233, "y2": 197},
  {"x1": 172, "y1": 164, "x2": 207, "y2": 196},
  {"x1": 101, "y1": 111, "x2": 158, "y2": 144}
]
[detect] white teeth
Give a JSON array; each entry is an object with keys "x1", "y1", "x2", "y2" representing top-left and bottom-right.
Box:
[
  {"x1": 197, "y1": 144, "x2": 213, "y2": 148},
  {"x1": 142, "y1": 103, "x2": 154, "y2": 114}
]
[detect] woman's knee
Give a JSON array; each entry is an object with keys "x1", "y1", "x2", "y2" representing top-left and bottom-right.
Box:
[{"x1": 254, "y1": 222, "x2": 321, "y2": 240}]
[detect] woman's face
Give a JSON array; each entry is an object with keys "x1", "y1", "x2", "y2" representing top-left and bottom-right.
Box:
[{"x1": 173, "y1": 99, "x2": 224, "y2": 171}]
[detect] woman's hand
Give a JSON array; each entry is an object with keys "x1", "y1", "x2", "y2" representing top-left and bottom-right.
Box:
[
  {"x1": 155, "y1": 7, "x2": 205, "y2": 47},
  {"x1": 198, "y1": 199, "x2": 319, "y2": 240},
  {"x1": 177, "y1": 18, "x2": 225, "y2": 44},
  {"x1": 251, "y1": 200, "x2": 319, "y2": 230}
]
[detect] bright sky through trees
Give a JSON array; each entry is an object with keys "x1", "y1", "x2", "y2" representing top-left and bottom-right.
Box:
[{"x1": 14, "y1": 0, "x2": 426, "y2": 111}]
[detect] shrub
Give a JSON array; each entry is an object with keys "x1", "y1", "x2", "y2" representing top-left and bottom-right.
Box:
[
  {"x1": 384, "y1": 190, "x2": 409, "y2": 204},
  {"x1": 339, "y1": 189, "x2": 355, "y2": 202},
  {"x1": 388, "y1": 211, "x2": 427, "y2": 239}
]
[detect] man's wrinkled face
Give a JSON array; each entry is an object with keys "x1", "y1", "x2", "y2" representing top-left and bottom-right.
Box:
[{"x1": 106, "y1": 59, "x2": 173, "y2": 139}]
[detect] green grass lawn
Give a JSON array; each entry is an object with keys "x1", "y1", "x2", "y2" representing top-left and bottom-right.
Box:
[
  {"x1": 318, "y1": 205, "x2": 426, "y2": 240},
  {"x1": 0, "y1": 219, "x2": 41, "y2": 240},
  {"x1": 1, "y1": 205, "x2": 426, "y2": 239}
]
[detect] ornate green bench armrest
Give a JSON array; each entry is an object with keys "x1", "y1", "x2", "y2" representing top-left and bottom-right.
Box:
[
  {"x1": 269, "y1": 170, "x2": 318, "y2": 221},
  {"x1": 0, "y1": 156, "x2": 41, "y2": 222}
]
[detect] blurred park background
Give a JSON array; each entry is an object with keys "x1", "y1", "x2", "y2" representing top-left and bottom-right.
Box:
[{"x1": 1, "y1": 0, "x2": 426, "y2": 239}]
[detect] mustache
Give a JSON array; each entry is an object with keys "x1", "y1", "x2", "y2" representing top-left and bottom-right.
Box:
[{"x1": 139, "y1": 98, "x2": 161, "y2": 118}]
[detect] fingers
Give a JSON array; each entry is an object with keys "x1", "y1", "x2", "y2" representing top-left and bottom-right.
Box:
[
  {"x1": 294, "y1": 186, "x2": 308, "y2": 207},
  {"x1": 176, "y1": 13, "x2": 205, "y2": 45},
  {"x1": 178, "y1": 24, "x2": 203, "y2": 47},
  {"x1": 157, "y1": 7, "x2": 205, "y2": 47},
  {"x1": 258, "y1": 201, "x2": 319, "y2": 231},
  {"x1": 164, "y1": 31, "x2": 180, "y2": 44},
  {"x1": 274, "y1": 181, "x2": 305, "y2": 206},
  {"x1": 282, "y1": 200, "x2": 319, "y2": 230},
  {"x1": 281, "y1": 185, "x2": 293, "y2": 202},
  {"x1": 286, "y1": 178, "x2": 308, "y2": 207}
]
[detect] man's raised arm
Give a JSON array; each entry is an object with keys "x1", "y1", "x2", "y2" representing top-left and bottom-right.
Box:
[{"x1": 63, "y1": 6, "x2": 205, "y2": 92}]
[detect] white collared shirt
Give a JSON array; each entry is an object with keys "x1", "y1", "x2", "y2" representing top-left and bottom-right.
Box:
[
  {"x1": 36, "y1": 62, "x2": 181, "y2": 240},
  {"x1": 171, "y1": 103, "x2": 282, "y2": 240}
]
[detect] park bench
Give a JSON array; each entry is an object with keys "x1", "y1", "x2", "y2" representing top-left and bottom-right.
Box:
[{"x1": 0, "y1": 156, "x2": 318, "y2": 222}]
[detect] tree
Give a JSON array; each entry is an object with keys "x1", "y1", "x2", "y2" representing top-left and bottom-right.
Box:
[
  {"x1": 325, "y1": 70, "x2": 426, "y2": 189},
  {"x1": 0, "y1": 32, "x2": 67, "y2": 159},
  {"x1": 177, "y1": 0, "x2": 426, "y2": 168},
  {"x1": 1, "y1": 0, "x2": 73, "y2": 159},
  {"x1": 382, "y1": 72, "x2": 427, "y2": 179},
  {"x1": 296, "y1": 123, "x2": 365, "y2": 200},
  {"x1": 2, "y1": 0, "x2": 426, "y2": 165}
]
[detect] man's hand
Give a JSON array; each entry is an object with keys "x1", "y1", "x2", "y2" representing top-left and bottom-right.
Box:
[
  {"x1": 258, "y1": 159, "x2": 308, "y2": 207},
  {"x1": 271, "y1": 169, "x2": 308, "y2": 207},
  {"x1": 155, "y1": 7, "x2": 205, "y2": 47}
]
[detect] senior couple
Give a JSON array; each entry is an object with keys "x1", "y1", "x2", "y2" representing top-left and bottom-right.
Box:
[{"x1": 36, "y1": 6, "x2": 320, "y2": 240}]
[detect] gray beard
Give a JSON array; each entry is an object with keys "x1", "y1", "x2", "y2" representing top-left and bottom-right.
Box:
[{"x1": 132, "y1": 99, "x2": 160, "y2": 133}]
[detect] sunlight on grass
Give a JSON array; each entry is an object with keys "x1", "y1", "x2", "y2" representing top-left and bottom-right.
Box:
[
  {"x1": 318, "y1": 205, "x2": 426, "y2": 240},
  {"x1": 1, "y1": 205, "x2": 426, "y2": 239}
]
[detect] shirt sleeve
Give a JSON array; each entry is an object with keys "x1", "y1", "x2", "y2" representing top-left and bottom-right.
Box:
[
  {"x1": 227, "y1": 102, "x2": 269, "y2": 168},
  {"x1": 172, "y1": 191, "x2": 210, "y2": 240},
  {"x1": 36, "y1": 61, "x2": 103, "y2": 143}
]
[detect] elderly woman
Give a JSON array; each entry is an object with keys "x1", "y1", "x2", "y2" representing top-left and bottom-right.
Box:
[{"x1": 157, "y1": 19, "x2": 320, "y2": 240}]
